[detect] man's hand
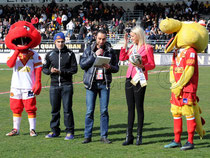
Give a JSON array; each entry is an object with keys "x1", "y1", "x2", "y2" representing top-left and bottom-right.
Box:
[
  {"x1": 95, "y1": 49, "x2": 104, "y2": 56},
  {"x1": 51, "y1": 67, "x2": 60, "y2": 74},
  {"x1": 102, "y1": 64, "x2": 111, "y2": 69}
]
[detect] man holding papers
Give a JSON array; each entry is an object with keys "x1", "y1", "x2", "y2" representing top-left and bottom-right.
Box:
[{"x1": 80, "y1": 30, "x2": 119, "y2": 144}]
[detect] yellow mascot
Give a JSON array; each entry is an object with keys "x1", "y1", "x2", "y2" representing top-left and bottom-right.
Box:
[{"x1": 159, "y1": 18, "x2": 208, "y2": 150}]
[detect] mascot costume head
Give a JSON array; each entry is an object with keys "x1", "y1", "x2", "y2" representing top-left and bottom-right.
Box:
[
  {"x1": 159, "y1": 18, "x2": 208, "y2": 53},
  {"x1": 160, "y1": 18, "x2": 208, "y2": 150},
  {"x1": 5, "y1": 21, "x2": 42, "y2": 137},
  {"x1": 5, "y1": 21, "x2": 41, "y2": 51}
]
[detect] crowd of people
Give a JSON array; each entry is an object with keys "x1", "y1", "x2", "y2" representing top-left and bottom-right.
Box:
[{"x1": 0, "y1": 0, "x2": 209, "y2": 42}]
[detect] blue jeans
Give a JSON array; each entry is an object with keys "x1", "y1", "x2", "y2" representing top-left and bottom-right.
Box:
[
  {"x1": 65, "y1": 29, "x2": 73, "y2": 37},
  {"x1": 84, "y1": 82, "x2": 110, "y2": 138},
  {"x1": 50, "y1": 85, "x2": 74, "y2": 135}
]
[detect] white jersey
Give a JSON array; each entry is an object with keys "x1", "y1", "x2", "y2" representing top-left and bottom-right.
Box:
[{"x1": 8, "y1": 49, "x2": 42, "y2": 89}]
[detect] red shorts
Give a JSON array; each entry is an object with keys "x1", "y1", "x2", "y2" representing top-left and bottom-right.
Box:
[
  {"x1": 170, "y1": 92, "x2": 197, "y2": 106},
  {"x1": 10, "y1": 88, "x2": 37, "y2": 115}
]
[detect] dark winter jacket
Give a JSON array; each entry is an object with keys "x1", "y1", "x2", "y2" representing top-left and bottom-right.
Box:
[
  {"x1": 42, "y1": 45, "x2": 78, "y2": 86},
  {"x1": 80, "y1": 41, "x2": 119, "y2": 89}
]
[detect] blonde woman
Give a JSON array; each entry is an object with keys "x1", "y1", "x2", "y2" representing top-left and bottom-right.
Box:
[{"x1": 119, "y1": 26, "x2": 155, "y2": 145}]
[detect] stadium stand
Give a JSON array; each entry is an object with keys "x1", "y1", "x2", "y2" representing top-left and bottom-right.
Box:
[{"x1": 0, "y1": 0, "x2": 209, "y2": 53}]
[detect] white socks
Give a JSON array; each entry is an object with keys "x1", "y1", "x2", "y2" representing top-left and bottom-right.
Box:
[
  {"x1": 28, "y1": 118, "x2": 36, "y2": 131},
  {"x1": 13, "y1": 115, "x2": 36, "y2": 132},
  {"x1": 13, "y1": 116, "x2": 21, "y2": 133}
]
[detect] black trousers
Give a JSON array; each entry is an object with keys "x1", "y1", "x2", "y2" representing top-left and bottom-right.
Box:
[
  {"x1": 125, "y1": 78, "x2": 146, "y2": 136},
  {"x1": 49, "y1": 85, "x2": 74, "y2": 135}
]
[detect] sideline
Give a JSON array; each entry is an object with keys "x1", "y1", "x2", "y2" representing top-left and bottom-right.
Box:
[{"x1": 0, "y1": 70, "x2": 169, "y2": 95}]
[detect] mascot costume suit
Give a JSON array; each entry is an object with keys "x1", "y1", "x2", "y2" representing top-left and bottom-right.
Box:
[
  {"x1": 159, "y1": 18, "x2": 208, "y2": 150},
  {"x1": 5, "y1": 21, "x2": 42, "y2": 136}
]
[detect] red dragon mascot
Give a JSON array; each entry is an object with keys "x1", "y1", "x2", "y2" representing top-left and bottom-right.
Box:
[{"x1": 5, "y1": 21, "x2": 42, "y2": 137}]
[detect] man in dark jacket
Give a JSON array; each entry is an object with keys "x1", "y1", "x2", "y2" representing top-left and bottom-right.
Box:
[
  {"x1": 43, "y1": 32, "x2": 78, "y2": 140},
  {"x1": 80, "y1": 30, "x2": 119, "y2": 144}
]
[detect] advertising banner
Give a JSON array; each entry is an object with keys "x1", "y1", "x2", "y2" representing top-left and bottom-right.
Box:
[{"x1": 0, "y1": 43, "x2": 85, "y2": 54}]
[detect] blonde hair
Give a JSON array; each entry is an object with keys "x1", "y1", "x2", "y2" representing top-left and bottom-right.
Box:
[{"x1": 130, "y1": 26, "x2": 146, "y2": 46}]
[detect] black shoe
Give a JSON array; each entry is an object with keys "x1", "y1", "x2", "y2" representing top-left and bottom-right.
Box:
[
  {"x1": 101, "y1": 137, "x2": 112, "y2": 144},
  {"x1": 180, "y1": 141, "x2": 194, "y2": 150},
  {"x1": 82, "y1": 138, "x2": 92, "y2": 144},
  {"x1": 136, "y1": 135, "x2": 142, "y2": 145},
  {"x1": 122, "y1": 135, "x2": 134, "y2": 146}
]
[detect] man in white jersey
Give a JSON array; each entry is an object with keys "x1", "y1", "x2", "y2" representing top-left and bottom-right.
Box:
[{"x1": 5, "y1": 21, "x2": 42, "y2": 137}]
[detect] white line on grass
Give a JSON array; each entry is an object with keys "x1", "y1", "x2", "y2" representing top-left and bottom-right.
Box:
[{"x1": 0, "y1": 70, "x2": 169, "y2": 95}]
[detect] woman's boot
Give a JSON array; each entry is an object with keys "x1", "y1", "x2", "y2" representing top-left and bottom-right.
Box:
[
  {"x1": 122, "y1": 135, "x2": 134, "y2": 146},
  {"x1": 136, "y1": 135, "x2": 142, "y2": 145}
]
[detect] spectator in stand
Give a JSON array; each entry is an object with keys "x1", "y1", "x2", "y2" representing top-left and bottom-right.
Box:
[
  {"x1": 103, "y1": 24, "x2": 109, "y2": 34},
  {"x1": 191, "y1": 0, "x2": 199, "y2": 12},
  {"x1": 66, "y1": 20, "x2": 75, "y2": 37},
  {"x1": 110, "y1": 18, "x2": 115, "y2": 29},
  {"x1": 67, "y1": 8, "x2": 72, "y2": 21},
  {"x1": 204, "y1": 1, "x2": 210, "y2": 14},
  {"x1": 74, "y1": 22, "x2": 80, "y2": 34},
  {"x1": 52, "y1": 13, "x2": 57, "y2": 22},
  {"x1": 131, "y1": 19, "x2": 136, "y2": 28},
  {"x1": 115, "y1": 19, "x2": 119, "y2": 27},
  {"x1": 118, "y1": 20, "x2": 125, "y2": 34},
  {"x1": 31, "y1": 15, "x2": 39, "y2": 28},
  {"x1": 156, "y1": 30, "x2": 166, "y2": 40},
  {"x1": 145, "y1": 15, "x2": 152, "y2": 29},
  {"x1": 41, "y1": 12, "x2": 47, "y2": 22},
  {"x1": 0, "y1": 1, "x2": 208, "y2": 40},
  {"x1": 61, "y1": 12, "x2": 68, "y2": 30},
  {"x1": 56, "y1": 15, "x2": 62, "y2": 31},
  {"x1": 78, "y1": 23, "x2": 87, "y2": 41},
  {"x1": 186, "y1": 0, "x2": 192, "y2": 7},
  {"x1": 3, "y1": 18, "x2": 8, "y2": 30},
  {"x1": 86, "y1": 28, "x2": 93, "y2": 42},
  {"x1": 49, "y1": 21, "x2": 56, "y2": 36},
  {"x1": 39, "y1": 16, "x2": 45, "y2": 24},
  {"x1": 198, "y1": 2, "x2": 205, "y2": 14},
  {"x1": 125, "y1": 23, "x2": 132, "y2": 34}
]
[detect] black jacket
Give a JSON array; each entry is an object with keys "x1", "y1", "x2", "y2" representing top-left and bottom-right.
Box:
[
  {"x1": 42, "y1": 46, "x2": 78, "y2": 86},
  {"x1": 80, "y1": 41, "x2": 119, "y2": 89}
]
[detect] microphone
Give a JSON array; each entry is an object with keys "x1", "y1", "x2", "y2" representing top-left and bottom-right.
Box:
[
  {"x1": 99, "y1": 45, "x2": 104, "y2": 56},
  {"x1": 100, "y1": 45, "x2": 103, "y2": 49}
]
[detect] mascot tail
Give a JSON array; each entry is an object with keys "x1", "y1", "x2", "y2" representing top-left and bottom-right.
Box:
[{"x1": 193, "y1": 101, "x2": 205, "y2": 139}]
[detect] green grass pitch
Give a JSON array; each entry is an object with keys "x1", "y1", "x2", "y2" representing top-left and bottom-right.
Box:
[{"x1": 0, "y1": 64, "x2": 210, "y2": 158}]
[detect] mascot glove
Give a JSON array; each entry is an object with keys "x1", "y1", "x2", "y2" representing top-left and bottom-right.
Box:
[
  {"x1": 171, "y1": 86, "x2": 182, "y2": 98},
  {"x1": 32, "y1": 82, "x2": 42, "y2": 95},
  {"x1": 7, "y1": 50, "x2": 21, "y2": 68},
  {"x1": 32, "y1": 67, "x2": 42, "y2": 95}
]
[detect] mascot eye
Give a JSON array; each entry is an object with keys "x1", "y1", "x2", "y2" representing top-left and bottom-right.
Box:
[{"x1": 24, "y1": 26, "x2": 30, "y2": 31}]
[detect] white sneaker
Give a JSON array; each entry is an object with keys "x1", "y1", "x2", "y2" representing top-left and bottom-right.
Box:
[
  {"x1": 6, "y1": 129, "x2": 19, "y2": 136},
  {"x1": 30, "y1": 129, "x2": 37, "y2": 137}
]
